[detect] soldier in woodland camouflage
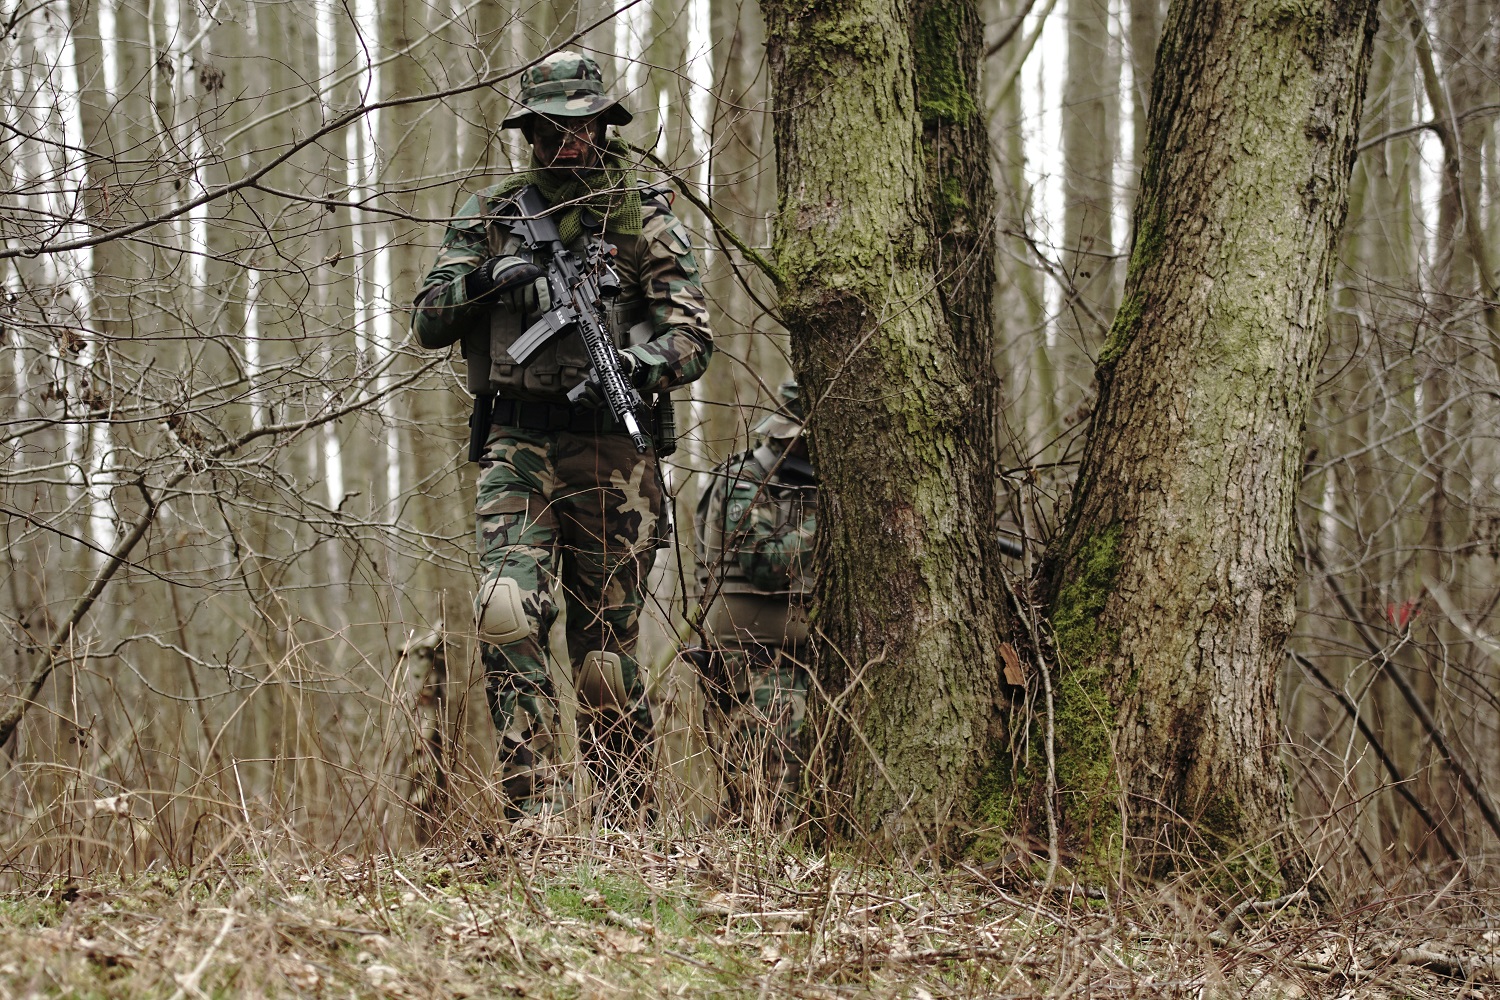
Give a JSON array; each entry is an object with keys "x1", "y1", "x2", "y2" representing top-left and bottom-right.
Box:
[
  {"x1": 693, "y1": 382, "x2": 815, "y2": 818},
  {"x1": 412, "y1": 52, "x2": 712, "y2": 820}
]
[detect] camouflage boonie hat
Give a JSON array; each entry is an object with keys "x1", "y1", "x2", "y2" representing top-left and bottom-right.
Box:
[
  {"x1": 754, "y1": 380, "x2": 806, "y2": 440},
  {"x1": 502, "y1": 50, "x2": 633, "y2": 129}
]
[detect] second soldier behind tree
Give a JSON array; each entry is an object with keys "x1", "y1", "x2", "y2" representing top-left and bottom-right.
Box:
[{"x1": 692, "y1": 381, "x2": 815, "y2": 822}]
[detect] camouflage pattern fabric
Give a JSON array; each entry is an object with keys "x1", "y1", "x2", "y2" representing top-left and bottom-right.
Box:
[
  {"x1": 693, "y1": 441, "x2": 817, "y2": 817},
  {"x1": 699, "y1": 644, "x2": 808, "y2": 815},
  {"x1": 476, "y1": 425, "x2": 663, "y2": 817},
  {"x1": 698, "y1": 446, "x2": 817, "y2": 594},
  {"x1": 412, "y1": 183, "x2": 711, "y2": 398},
  {"x1": 411, "y1": 119, "x2": 711, "y2": 818},
  {"x1": 501, "y1": 51, "x2": 633, "y2": 128}
]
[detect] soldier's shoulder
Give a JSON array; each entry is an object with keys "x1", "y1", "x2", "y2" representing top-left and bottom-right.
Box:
[
  {"x1": 438, "y1": 191, "x2": 488, "y2": 231},
  {"x1": 637, "y1": 182, "x2": 676, "y2": 213},
  {"x1": 639, "y1": 187, "x2": 692, "y2": 249},
  {"x1": 461, "y1": 181, "x2": 533, "y2": 219},
  {"x1": 716, "y1": 449, "x2": 771, "y2": 490},
  {"x1": 473, "y1": 177, "x2": 531, "y2": 201}
]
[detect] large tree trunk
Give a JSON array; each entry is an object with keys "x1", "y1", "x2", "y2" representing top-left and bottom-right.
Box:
[
  {"x1": 1038, "y1": 0, "x2": 1380, "y2": 881},
  {"x1": 764, "y1": 0, "x2": 1007, "y2": 854}
]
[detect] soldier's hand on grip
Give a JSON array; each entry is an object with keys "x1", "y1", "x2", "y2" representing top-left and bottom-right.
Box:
[
  {"x1": 464, "y1": 255, "x2": 543, "y2": 303},
  {"x1": 569, "y1": 350, "x2": 640, "y2": 409}
]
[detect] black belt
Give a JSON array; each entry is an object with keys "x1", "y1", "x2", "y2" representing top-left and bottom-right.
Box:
[{"x1": 491, "y1": 398, "x2": 625, "y2": 435}]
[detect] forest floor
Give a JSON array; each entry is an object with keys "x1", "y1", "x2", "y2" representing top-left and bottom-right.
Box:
[{"x1": 0, "y1": 828, "x2": 1496, "y2": 999}]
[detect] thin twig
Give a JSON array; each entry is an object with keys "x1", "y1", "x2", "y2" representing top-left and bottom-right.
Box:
[
  {"x1": 1288, "y1": 650, "x2": 1460, "y2": 862},
  {"x1": 1303, "y1": 545, "x2": 1500, "y2": 841},
  {"x1": 628, "y1": 145, "x2": 784, "y2": 290},
  {"x1": 1216, "y1": 888, "x2": 1308, "y2": 945},
  {"x1": 984, "y1": 0, "x2": 1041, "y2": 59},
  {"x1": 0, "y1": 362, "x2": 437, "y2": 749}
]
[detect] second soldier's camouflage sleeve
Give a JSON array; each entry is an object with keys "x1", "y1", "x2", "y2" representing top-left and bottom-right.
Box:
[
  {"x1": 623, "y1": 201, "x2": 713, "y2": 391},
  {"x1": 410, "y1": 193, "x2": 493, "y2": 350},
  {"x1": 723, "y1": 477, "x2": 817, "y2": 592}
]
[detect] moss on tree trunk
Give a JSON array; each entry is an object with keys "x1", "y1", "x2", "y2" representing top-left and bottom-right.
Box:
[
  {"x1": 763, "y1": 0, "x2": 1008, "y2": 855},
  {"x1": 1029, "y1": 0, "x2": 1381, "y2": 884}
]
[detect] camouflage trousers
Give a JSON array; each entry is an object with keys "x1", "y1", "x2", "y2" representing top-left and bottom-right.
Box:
[
  {"x1": 475, "y1": 424, "x2": 663, "y2": 819},
  {"x1": 692, "y1": 643, "x2": 808, "y2": 819}
]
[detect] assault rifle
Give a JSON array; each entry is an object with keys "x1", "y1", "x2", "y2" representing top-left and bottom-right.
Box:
[{"x1": 503, "y1": 185, "x2": 650, "y2": 454}]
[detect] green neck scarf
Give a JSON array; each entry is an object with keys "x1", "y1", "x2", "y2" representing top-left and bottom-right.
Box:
[{"x1": 493, "y1": 137, "x2": 643, "y2": 246}]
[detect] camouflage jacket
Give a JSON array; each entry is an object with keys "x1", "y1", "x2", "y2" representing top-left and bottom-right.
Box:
[
  {"x1": 411, "y1": 182, "x2": 712, "y2": 401},
  {"x1": 696, "y1": 443, "x2": 817, "y2": 596}
]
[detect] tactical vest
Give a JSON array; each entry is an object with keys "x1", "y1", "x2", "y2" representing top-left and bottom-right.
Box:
[
  {"x1": 695, "y1": 444, "x2": 816, "y2": 645},
  {"x1": 460, "y1": 189, "x2": 651, "y2": 401}
]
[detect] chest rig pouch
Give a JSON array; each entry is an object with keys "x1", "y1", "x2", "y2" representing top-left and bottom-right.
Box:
[{"x1": 468, "y1": 190, "x2": 649, "y2": 401}]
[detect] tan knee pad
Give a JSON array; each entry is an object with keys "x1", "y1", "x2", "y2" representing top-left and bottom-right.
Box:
[
  {"x1": 476, "y1": 576, "x2": 529, "y2": 645},
  {"x1": 576, "y1": 650, "x2": 626, "y2": 710}
]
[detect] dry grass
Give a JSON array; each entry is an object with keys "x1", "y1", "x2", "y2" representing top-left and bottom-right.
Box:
[
  {"x1": 1, "y1": 615, "x2": 1497, "y2": 997},
  {"x1": 1, "y1": 825, "x2": 1498, "y2": 999}
]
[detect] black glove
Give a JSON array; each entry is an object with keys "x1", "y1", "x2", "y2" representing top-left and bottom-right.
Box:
[
  {"x1": 619, "y1": 350, "x2": 641, "y2": 387},
  {"x1": 571, "y1": 351, "x2": 641, "y2": 409},
  {"x1": 463, "y1": 255, "x2": 542, "y2": 303}
]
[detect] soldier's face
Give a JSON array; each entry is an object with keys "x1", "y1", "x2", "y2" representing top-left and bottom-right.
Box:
[
  {"x1": 531, "y1": 115, "x2": 605, "y2": 174},
  {"x1": 780, "y1": 435, "x2": 809, "y2": 461}
]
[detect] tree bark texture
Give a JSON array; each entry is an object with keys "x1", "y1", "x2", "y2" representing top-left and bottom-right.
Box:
[
  {"x1": 1039, "y1": 0, "x2": 1380, "y2": 879},
  {"x1": 764, "y1": 0, "x2": 1008, "y2": 854}
]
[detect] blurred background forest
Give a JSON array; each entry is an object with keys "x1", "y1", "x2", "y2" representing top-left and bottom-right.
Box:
[{"x1": 2, "y1": 0, "x2": 1498, "y2": 883}]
